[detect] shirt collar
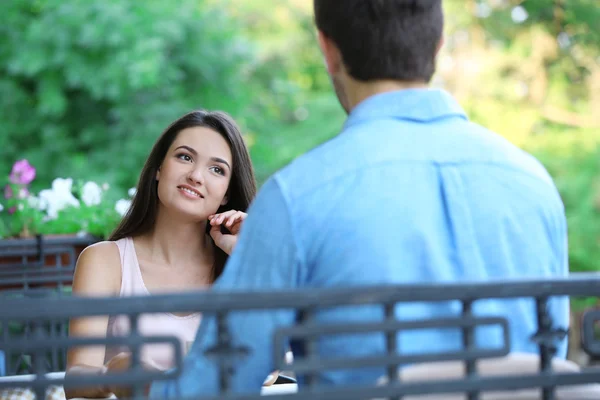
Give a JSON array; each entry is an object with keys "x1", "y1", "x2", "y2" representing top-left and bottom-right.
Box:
[{"x1": 343, "y1": 88, "x2": 467, "y2": 130}]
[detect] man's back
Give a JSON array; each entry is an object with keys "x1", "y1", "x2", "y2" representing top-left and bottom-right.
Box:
[
  {"x1": 274, "y1": 89, "x2": 568, "y2": 380},
  {"x1": 150, "y1": 89, "x2": 569, "y2": 397},
  {"x1": 149, "y1": 1, "x2": 570, "y2": 397}
]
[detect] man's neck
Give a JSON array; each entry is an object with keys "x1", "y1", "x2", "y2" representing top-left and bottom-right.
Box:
[{"x1": 346, "y1": 79, "x2": 429, "y2": 113}]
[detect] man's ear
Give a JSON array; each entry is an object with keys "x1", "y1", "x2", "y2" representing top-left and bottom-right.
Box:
[
  {"x1": 435, "y1": 35, "x2": 445, "y2": 57},
  {"x1": 317, "y1": 30, "x2": 343, "y2": 76}
]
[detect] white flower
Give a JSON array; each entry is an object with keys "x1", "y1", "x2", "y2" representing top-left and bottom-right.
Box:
[
  {"x1": 54, "y1": 178, "x2": 75, "y2": 193},
  {"x1": 102, "y1": 182, "x2": 110, "y2": 191},
  {"x1": 115, "y1": 199, "x2": 132, "y2": 216},
  {"x1": 81, "y1": 181, "x2": 102, "y2": 206},
  {"x1": 511, "y1": 6, "x2": 528, "y2": 24},
  {"x1": 38, "y1": 196, "x2": 48, "y2": 211},
  {"x1": 0, "y1": 203, "x2": 3, "y2": 212},
  {"x1": 39, "y1": 178, "x2": 80, "y2": 220},
  {"x1": 28, "y1": 196, "x2": 41, "y2": 209},
  {"x1": 128, "y1": 187, "x2": 137, "y2": 197}
]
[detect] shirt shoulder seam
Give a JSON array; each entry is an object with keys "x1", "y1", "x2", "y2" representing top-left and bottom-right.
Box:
[{"x1": 285, "y1": 159, "x2": 555, "y2": 202}]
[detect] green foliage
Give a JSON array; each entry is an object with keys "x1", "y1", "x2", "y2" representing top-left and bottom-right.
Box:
[
  {"x1": 0, "y1": 0, "x2": 258, "y2": 192},
  {"x1": 214, "y1": 0, "x2": 344, "y2": 182},
  {"x1": 249, "y1": 93, "x2": 344, "y2": 182},
  {"x1": 0, "y1": 0, "x2": 598, "y2": 281},
  {"x1": 531, "y1": 133, "x2": 600, "y2": 311},
  {"x1": 528, "y1": 132, "x2": 600, "y2": 273},
  {"x1": 439, "y1": 0, "x2": 600, "y2": 278}
]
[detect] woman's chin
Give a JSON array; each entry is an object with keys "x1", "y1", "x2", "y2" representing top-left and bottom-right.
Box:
[{"x1": 167, "y1": 207, "x2": 211, "y2": 223}]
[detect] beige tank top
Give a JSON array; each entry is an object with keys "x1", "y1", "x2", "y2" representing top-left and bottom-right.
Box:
[{"x1": 104, "y1": 237, "x2": 202, "y2": 370}]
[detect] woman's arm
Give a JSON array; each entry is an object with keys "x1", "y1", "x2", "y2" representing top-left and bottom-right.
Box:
[{"x1": 64, "y1": 241, "x2": 121, "y2": 399}]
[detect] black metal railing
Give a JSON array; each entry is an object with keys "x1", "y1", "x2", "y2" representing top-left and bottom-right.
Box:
[
  {"x1": 0, "y1": 234, "x2": 97, "y2": 295},
  {"x1": 0, "y1": 234, "x2": 97, "y2": 376},
  {"x1": 0, "y1": 273, "x2": 599, "y2": 399}
]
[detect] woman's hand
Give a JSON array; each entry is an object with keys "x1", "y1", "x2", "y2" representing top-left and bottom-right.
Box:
[
  {"x1": 64, "y1": 365, "x2": 112, "y2": 399},
  {"x1": 104, "y1": 352, "x2": 161, "y2": 398},
  {"x1": 208, "y1": 210, "x2": 248, "y2": 255},
  {"x1": 263, "y1": 370, "x2": 280, "y2": 386}
]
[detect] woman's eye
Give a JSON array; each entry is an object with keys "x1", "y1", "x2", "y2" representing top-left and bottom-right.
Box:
[
  {"x1": 210, "y1": 166, "x2": 225, "y2": 175},
  {"x1": 177, "y1": 153, "x2": 192, "y2": 162}
]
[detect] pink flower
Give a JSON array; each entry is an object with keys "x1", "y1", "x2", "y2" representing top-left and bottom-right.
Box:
[
  {"x1": 4, "y1": 184, "x2": 13, "y2": 199},
  {"x1": 9, "y1": 159, "x2": 36, "y2": 185},
  {"x1": 2, "y1": 185, "x2": 27, "y2": 199}
]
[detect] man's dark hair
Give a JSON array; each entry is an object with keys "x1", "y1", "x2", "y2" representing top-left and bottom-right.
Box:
[{"x1": 314, "y1": 0, "x2": 444, "y2": 83}]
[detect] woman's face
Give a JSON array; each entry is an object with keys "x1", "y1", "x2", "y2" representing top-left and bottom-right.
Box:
[{"x1": 156, "y1": 126, "x2": 233, "y2": 220}]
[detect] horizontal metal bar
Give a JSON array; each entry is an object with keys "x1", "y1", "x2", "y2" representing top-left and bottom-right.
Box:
[
  {"x1": 1, "y1": 334, "x2": 181, "y2": 354},
  {"x1": 0, "y1": 267, "x2": 74, "y2": 277},
  {"x1": 277, "y1": 316, "x2": 507, "y2": 339},
  {"x1": 0, "y1": 368, "x2": 179, "y2": 391},
  {"x1": 0, "y1": 274, "x2": 74, "y2": 285},
  {"x1": 273, "y1": 316, "x2": 509, "y2": 371},
  {"x1": 0, "y1": 273, "x2": 597, "y2": 321},
  {"x1": 0, "y1": 235, "x2": 97, "y2": 250},
  {"x1": 0, "y1": 261, "x2": 43, "y2": 269},
  {"x1": 0, "y1": 246, "x2": 78, "y2": 258},
  {"x1": 3, "y1": 369, "x2": 599, "y2": 400},
  {"x1": 0, "y1": 288, "x2": 66, "y2": 297},
  {"x1": 288, "y1": 347, "x2": 508, "y2": 375},
  {"x1": 179, "y1": 369, "x2": 600, "y2": 400}
]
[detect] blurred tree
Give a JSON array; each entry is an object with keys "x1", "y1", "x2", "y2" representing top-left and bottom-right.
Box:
[
  {"x1": 208, "y1": 0, "x2": 345, "y2": 183},
  {"x1": 1, "y1": 0, "x2": 598, "y2": 279},
  {"x1": 441, "y1": 0, "x2": 599, "y2": 143},
  {"x1": 0, "y1": 0, "x2": 259, "y2": 192},
  {"x1": 440, "y1": 0, "x2": 600, "y2": 279}
]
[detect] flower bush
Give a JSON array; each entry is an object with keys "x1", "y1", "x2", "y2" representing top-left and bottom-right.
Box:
[{"x1": 0, "y1": 160, "x2": 133, "y2": 239}]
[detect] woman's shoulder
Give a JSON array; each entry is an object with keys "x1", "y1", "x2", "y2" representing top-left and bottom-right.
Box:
[
  {"x1": 79, "y1": 240, "x2": 122, "y2": 262},
  {"x1": 72, "y1": 240, "x2": 123, "y2": 296}
]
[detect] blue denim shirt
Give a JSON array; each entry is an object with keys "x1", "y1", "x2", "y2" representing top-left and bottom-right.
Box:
[{"x1": 151, "y1": 89, "x2": 569, "y2": 398}]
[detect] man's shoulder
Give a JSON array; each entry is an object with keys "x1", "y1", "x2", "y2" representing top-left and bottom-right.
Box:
[
  {"x1": 466, "y1": 121, "x2": 554, "y2": 185},
  {"x1": 273, "y1": 133, "x2": 349, "y2": 198},
  {"x1": 270, "y1": 116, "x2": 558, "y2": 208}
]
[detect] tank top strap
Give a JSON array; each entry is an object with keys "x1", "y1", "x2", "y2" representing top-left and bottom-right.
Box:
[{"x1": 113, "y1": 237, "x2": 147, "y2": 296}]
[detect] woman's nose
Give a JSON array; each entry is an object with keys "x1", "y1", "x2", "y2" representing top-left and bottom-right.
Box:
[{"x1": 187, "y1": 167, "x2": 204, "y2": 185}]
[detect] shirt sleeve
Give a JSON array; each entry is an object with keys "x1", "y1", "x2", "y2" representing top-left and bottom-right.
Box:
[{"x1": 150, "y1": 176, "x2": 303, "y2": 398}]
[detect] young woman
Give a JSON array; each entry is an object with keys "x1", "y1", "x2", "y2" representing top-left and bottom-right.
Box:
[{"x1": 65, "y1": 110, "x2": 261, "y2": 399}]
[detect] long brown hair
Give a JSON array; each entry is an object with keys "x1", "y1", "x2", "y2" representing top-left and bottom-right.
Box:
[{"x1": 109, "y1": 110, "x2": 257, "y2": 281}]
